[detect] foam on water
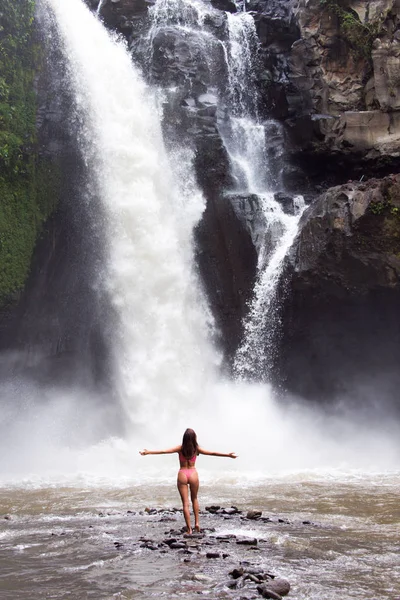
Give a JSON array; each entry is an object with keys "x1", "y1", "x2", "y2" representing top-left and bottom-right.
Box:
[{"x1": 1, "y1": 377, "x2": 399, "y2": 487}]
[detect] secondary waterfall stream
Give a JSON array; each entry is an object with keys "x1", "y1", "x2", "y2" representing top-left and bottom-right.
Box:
[{"x1": 145, "y1": 0, "x2": 307, "y2": 378}]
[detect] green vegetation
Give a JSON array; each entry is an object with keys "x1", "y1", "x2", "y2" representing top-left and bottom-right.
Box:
[
  {"x1": 356, "y1": 181, "x2": 400, "y2": 259},
  {"x1": 320, "y1": 0, "x2": 385, "y2": 61},
  {"x1": 368, "y1": 181, "x2": 400, "y2": 248},
  {"x1": 0, "y1": 0, "x2": 59, "y2": 306},
  {"x1": 369, "y1": 200, "x2": 386, "y2": 215},
  {"x1": 369, "y1": 199, "x2": 400, "y2": 217}
]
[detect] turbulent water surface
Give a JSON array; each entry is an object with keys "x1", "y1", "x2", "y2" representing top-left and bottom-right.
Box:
[
  {"x1": 1, "y1": 382, "x2": 399, "y2": 600},
  {"x1": 0, "y1": 472, "x2": 399, "y2": 599}
]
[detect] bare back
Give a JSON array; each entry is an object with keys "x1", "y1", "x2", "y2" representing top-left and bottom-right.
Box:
[{"x1": 178, "y1": 448, "x2": 197, "y2": 470}]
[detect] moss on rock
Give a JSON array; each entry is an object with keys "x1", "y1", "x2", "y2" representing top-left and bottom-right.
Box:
[
  {"x1": 320, "y1": 0, "x2": 385, "y2": 62},
  {"x1": 0, "y1": 0, "x2": 59, "y2": 306}
]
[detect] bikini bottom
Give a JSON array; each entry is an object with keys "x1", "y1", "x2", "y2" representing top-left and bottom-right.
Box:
[{"x1": 179, "y1": 468, "x2": 196, "y2": 479}]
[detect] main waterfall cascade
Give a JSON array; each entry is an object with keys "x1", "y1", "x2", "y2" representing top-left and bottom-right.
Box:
[
  {"x1": 0, "y1": 0, "x2": 398, "y2": 483},
  {"x1": 41, "y1": 0, "x2": 219, "y2": 430}
]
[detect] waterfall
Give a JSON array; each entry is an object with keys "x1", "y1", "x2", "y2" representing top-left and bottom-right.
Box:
[
  {"x1": 225, "y1": 12, "x2": 259, "y2": 118},
  {"x1": 42, "y1": 0, "x2": 216, "y2": 430},
  {"x1": 150, "y1": 0, "x2": 208, "y2": 28},
  {"x1": 0, "y1": 0, "x2": 395, "y2": 486},
  {"x1": 96, "y1": 0, "x2": 106, "y2": 15},
  {"x1": 220, "y1": 11, "x2": 306, "y2": 378},
  {"x1": 141, "y1": 0, "x2": 306, "y2": 381},
  {"x1": 234, "y1": 196, "x2": 305, "y2": 379},
  {"x1": 42, "y1": 0, "x2": 306, "y2": 407}
]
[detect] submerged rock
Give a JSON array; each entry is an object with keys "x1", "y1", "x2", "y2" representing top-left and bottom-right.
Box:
[
  {"x1": 246, "y1": 509, "x2": 262, "y2": 520},
  {"x1": 237, "y1": 536, "x2": 258, "y2": 545},
  {"x1": 257, "y1": 586, "x2": 282, "y2": 600}
]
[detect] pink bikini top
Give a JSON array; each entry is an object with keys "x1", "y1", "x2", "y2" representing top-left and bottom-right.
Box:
[{"x1": 179, "y1": 451, "x2": 197, "y2": 463}]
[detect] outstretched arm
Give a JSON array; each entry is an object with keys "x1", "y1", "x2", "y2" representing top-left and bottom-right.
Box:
[
  {"x1": 139, "y1": 445, "x2": 181, "y2": 456},
  {"x1": 198, "y1": 447, "x2": 237, "y2": 459}
]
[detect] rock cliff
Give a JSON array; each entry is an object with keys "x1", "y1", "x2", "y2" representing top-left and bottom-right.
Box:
[
  {"x1": 82, "y1": 0, "x2": 400, "y2": 402},
  {"x1": 254, "y1": 0, "x2": 400, "y2": 175},
  {"x1": 0, "y1": 4, "x2": 111, "y2": 387},
  {"x1": 276, "y1": 174, "x2": 400, "y2": 404}
]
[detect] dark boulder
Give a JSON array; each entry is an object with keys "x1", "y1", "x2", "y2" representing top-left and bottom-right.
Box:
[
  {"x1": 246, "y1": 509, "x2": 262, "y2": 520},
  {"x1": 257, "y1": 587, "x2": 282, "y2": 600},
  {"x1": 195, "y1": 189, "x2": 258, "y2": 358},
  {"x1": 210, "y1": 0, "x2": 237, "y2": 12},
  {"x1": 274, "y1": 192, "x2": 296, "y2": 215},
  {"x1": 266, "y1": 578, "x2": 291, "y2": 597},
  {"x1": 225, "y1": 193, "x2": 267, "y2": 254},
  {"x1": 96, "y1": 0, "x2": 149, "y2": 35},
  {"x1": 275, "y1": 174, "x2": 400, "y2": 406}
]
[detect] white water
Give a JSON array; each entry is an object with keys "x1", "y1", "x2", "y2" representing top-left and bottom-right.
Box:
[
  {"x1": 42, "y1": 0, "x2": 216, "y2": 431},
  {"x1": 1, "y1": 8, "x2": 399, "y2": 600},
  {"x1": 234, "y1": 196, "x2": 305, "y2": 378},
  {"x1": 1, "y1": 377, "x2": 399, "y2": 485},
  {"x1": 222, "y1": 11, "x2": 307, "y2": 376},
  {"x1": 226, "y1": 11, "x2": 259, "y2": 117},
  {"x1": 96, "y1": 0, "x2": 106, "y2": 15},
  {"x1": 150, "y1": 0, "x2": 209, "y2": 28}
]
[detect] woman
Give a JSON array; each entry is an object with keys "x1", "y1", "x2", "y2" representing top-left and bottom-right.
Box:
[{"x1": 140, "y1": 428, "x2": 237, "y2": 534}]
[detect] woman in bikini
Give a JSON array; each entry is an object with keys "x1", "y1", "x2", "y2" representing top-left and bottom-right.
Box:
[{"x1": 139, "y1": 428, "x2": 237, "y2": 534}]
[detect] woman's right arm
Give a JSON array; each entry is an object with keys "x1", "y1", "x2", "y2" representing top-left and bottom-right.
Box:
[
  {"x1": 198, "y1": 447, "x2": 237, "y2": 459},
  {"x1": 139, "y1": 445, "x2": 181, "y2": 456}
]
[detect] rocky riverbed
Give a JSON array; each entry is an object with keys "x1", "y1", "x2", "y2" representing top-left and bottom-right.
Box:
[
  {"x1": 46, "y1": 503, "x2": 318, "y2": 600},
  {"x1": 1, "y1": 475, "x2": 399, "y2": 600}
]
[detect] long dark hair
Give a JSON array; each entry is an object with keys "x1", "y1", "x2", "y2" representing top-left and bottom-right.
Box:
[{"x1": 181, "y1": 428, "x2": 198, "y2": 459}]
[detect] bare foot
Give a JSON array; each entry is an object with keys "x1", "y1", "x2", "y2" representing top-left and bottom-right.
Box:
[
  {"x1": 186, "y1": 526, "x2": 193, "y2": 535},
  {"x1": 194, "y1": 524, "x2": 200, "y2": 533}
]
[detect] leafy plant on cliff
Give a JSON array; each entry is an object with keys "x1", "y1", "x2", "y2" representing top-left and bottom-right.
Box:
[
  {"x1": 320, "y1": 0, "x2": 384, "y2": 61},
  {"x1": 0, "y1": 0, "x2": 58, "y2": 306},
  {"x1": 369, "y1": 181, "x2": 400, "y2": 221}
]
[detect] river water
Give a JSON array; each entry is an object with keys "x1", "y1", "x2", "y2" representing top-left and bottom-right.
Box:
[
  {"x1": 1, "y1": 379, "x2": 399, "y2": 599},
  {"x1": 0, "y1": 471, "x2": 399, "y2": 599}
]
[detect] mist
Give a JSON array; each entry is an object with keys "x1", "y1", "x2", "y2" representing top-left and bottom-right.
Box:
[{"x1": 1, "y1": 373, "x2": 399, "y2": 485}]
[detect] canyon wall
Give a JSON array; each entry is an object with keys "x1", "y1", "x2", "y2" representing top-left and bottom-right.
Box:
[{"x1": 277, "y1": 174, "x2": 400, "y2": 405}]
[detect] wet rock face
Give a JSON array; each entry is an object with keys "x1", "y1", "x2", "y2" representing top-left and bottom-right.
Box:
[
  {"x1": 93, "y1": 0, "x2": 400, "y2": 376},
  {"x1": 276, "y1": 174, "x2": 400, "y2": 404},
  {"x1": 0, "y1": 16, "x2": 111, "y2": 389},
  {"x1": 87, "y1": 0, "x2": 400, "y2": 170},
  {"x1": 247, "y1": 0, "x2": 400, "y2": 170},
  {"x1": 288, "y1": 175, "x2": 400, "y2": 292},
  {"x1": 286, "y1": 0, "x2": 400, "y2": 162},
  {"x1": 247, "y1": 0, "x2": 301, "y2": 121},
  {"x1": 195, "y1": 191, "x2": 258, "y2": 355}
]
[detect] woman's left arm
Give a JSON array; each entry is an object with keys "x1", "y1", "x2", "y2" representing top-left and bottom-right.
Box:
[
  {"x1": 139, "y1": 445, "x2": 181, "y2": 456},
  {"x1": 198, "y1": 447, "x2": 237, "y2": 458}
]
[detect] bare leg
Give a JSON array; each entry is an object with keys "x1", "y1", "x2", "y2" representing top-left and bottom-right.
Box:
[
  {"x1": 177, "y1": 473, "x2": 192, "y2": 534},
  {"x1": 188, "y1": 471, "x2": 200, "y2": 532}
]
